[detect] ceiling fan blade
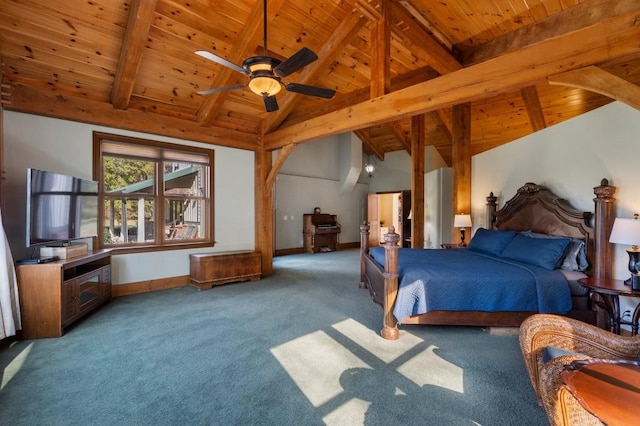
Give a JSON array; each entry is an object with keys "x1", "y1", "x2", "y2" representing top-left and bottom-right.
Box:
[
  {"x1": 263, "y1": 95, "x2": 279, "y2": 112},
  {"x1": 285, "y1": 83, "x2": 336, "y2": 99},
  {"x1": 274, "y1": 47, "x2": 318, "y2": 77},
  {"x1": 195, "y1": 50, "x2": 249, "y2": 76},
  {"x1": 197, "y1": 84, "x2": 246, "y2": 95}
]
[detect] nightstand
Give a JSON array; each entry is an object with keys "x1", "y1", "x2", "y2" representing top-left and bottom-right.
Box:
[{"x1": 577, "y1": 277, "x2": 640, "y2": 335}]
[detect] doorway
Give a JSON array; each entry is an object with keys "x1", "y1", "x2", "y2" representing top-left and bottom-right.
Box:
[{"x1": 367, "y1": 190, "x2": 411, "y2": 247}]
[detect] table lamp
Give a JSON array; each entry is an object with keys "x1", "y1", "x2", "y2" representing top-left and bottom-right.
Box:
[
  {"x1": 609, "y1": 214, "x2": 640, "y2": 289},
  {"x1": 454, "y1": 214, "x2": 472, "y2": 247}
]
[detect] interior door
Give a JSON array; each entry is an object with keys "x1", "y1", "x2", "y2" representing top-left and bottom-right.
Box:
[{"x1": 367, "y1": 193, "x2": 379, "y2": 246}]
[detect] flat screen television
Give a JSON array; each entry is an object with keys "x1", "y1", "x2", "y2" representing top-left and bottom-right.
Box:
[{"x1": 26, "y1": 168, "x2": 99, "y2": 247}]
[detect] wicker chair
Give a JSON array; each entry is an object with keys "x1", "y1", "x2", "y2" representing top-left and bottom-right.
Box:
[{"x1": 519, "y1": 314, "x2": 640, "y2": 425}]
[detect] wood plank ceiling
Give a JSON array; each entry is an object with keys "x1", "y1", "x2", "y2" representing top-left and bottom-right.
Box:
[{"x1": 1, "y1": 0, "x2": 639, "y2": 165}]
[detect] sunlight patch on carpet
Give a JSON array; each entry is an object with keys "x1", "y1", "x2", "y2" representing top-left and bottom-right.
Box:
[
  {"x1": 332, "y1": 318, "x2": 423, "y2": 363},
  {"x1": 397, "y1": 344, "x2": 464, "y2": 393},
  {"x1": 322, "y1": 398, "x2": 369, "y2": 425},
  {"x1": 271, "y1": 331, "x2": 371, "y2": 407},
  {"x1": 1, "y1": 342, "x2": 33, "y2": 390}
]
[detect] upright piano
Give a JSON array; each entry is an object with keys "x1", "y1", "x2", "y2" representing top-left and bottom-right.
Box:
[{"x1": 303, "y1": 213, "x2": 341, "y2": 253}]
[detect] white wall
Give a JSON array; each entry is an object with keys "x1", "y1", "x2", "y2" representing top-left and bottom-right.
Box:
[
  {"x1": 3, "y1": 111, "x2": 255, "y2": 285},
  {"x1": 275, "y1": 136, "x2": 369, "y2": 249},
  {"x1": 365, "y1": 150, "x2": 412, "y2": 193}
]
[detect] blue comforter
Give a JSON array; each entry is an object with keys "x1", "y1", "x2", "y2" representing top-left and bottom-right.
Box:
[{"x1": 369, "y1": 247, "x2": 572, "y2": 323}]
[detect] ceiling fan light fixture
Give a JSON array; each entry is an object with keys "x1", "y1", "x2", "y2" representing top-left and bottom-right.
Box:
[
  {"x1": 243, "y1": 56, "x2": 282, "y2": 97},
  {"x1": 248, "y1": 75, "x2": 281, "y2": 97}
]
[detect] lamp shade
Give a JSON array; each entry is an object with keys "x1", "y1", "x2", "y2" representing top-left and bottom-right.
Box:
[
  {"x1": 248, "y1": 76, "x2": 281, "y2": 96},
  {"x1": 454, "y1": 214, "x2": 472, "y2": 228},
  {"x1": 609, "y1": 215, "x2": 640, "y2": 246}
]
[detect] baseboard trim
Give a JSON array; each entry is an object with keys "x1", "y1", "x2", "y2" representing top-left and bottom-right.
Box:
[
  {"x1": 274, "y1": 247, "x2": 304, "y2": 256},
  {"x1": 340, "y1": 241, "x2": 360, "y2": 250},
  {"x1": 112, "y1": 275, "x2": 190, "y2": 297},
  {"x1": 275, "y1": 242, "x2": 359, "y2": 257}
]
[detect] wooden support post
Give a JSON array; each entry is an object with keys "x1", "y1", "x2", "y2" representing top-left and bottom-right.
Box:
[
  {"x1": 256, "y1": 148, "x2": 274, "y2": 276},
  {"x1": 411, "y1": 115, "x2": 425, "y2": 248},
  {"x1": 452, "y1": 103, "x2": 471, "y2": 244}
]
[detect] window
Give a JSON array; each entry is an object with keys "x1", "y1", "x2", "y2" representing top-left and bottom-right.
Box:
[{"x1": 93, "y1": 132, "x2": 214, "y2": 251}]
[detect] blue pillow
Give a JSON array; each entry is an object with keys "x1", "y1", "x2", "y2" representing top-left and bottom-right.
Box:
[
  {"x1": 500, "y1": 234, "x2": 570, "y2": 270},
  {"x1": 520, "y1": 231, "x2": 589, "y2": 271},
  {"x1": 467, "y1": 228, "x2": 517, "y2": 256}
]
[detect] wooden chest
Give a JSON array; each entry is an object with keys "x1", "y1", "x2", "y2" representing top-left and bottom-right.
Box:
[{"x1": 189, "y1": 251, "x2": 262, "y2": 290}]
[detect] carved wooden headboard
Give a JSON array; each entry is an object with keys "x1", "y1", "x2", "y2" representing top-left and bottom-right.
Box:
[{"x1": 485, "y1": 180, "x2": 616, "y2": 277}]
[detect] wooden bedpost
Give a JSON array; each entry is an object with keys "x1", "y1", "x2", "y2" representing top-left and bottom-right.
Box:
[
  {"x1": 593, "y1": 179, "x2": 616, "y2": 278},
  {"x1": 485, "y1": 191, "x2": 498, "y2": 229},
  {"x1": 359, "y1": 222, "x2": 370, "y2": 289},
  {"x1": 381, "y1": 226, "x2": 401, "y2": 340}
]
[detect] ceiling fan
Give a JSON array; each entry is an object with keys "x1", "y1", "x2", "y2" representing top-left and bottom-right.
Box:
[{"x1": 195, "y1": 0, "x2": 336, "y2": 112}]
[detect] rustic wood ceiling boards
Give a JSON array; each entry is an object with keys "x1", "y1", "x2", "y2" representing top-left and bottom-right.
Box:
[{"x1": 1, "y1": 0, "x2": 639, "y2": 163}]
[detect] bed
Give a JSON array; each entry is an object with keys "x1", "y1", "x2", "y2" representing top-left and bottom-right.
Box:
[{"x1": 359, "y1": 179, "x2": 616, "y2": 340}]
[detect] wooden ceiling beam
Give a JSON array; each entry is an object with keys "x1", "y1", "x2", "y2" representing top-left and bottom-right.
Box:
[
  {"x1": 390, "y1": 121, "x2": 411, "y2": 152},
  {"x1": 397, "y1": 1, "x2": 452, "y2": 51},
  {"x1": 352, "y1": 0, "x2": 382, "y2": 21},
  {"x1": 388, "y1": 1, "x2": 461, "y2": 75},
  {"x1": 263, "y1": 2, "x2": 640, "y2": 150},
  {"x1": 196, "y1": 0, "x2": 286, "y2": 125},
  {"x1": 370, "y1": 0, "x2": 391, "y2": 98},
  {"x1": 548, "y1": 66, "x2": 640, "y2": 111},
  {"x1": 520, "y1": 86, "x2": 547, "y2": 131},
  {"x1": 266, "y1": 143, "x2": 296, "y2": 191},
  {"x1": 436, "y1": 110, "x2": 452, "y2": 138},
  {"x1": 264, "y1": 11, "x2": 367, "y2": 133},
  {"x1": 7, "y1": 83, "x2": 259, "y2": 150},
  {"x1": 111, "y1": 0, "x2": 158, "y2": 110},
  {"x1": 461, "y1": 0, "x2": 640, "y2": 66},
  {"x1": 355, "y1": 129, "x2": 385, "y2": 161}
]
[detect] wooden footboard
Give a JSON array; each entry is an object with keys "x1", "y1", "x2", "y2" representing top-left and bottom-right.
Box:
[
  {"x1": 360, "y1": 179, "x2": 616, "y2": 340},
  {"x1": 360, "y1": 223, "x2": 400, "y2": 339}
]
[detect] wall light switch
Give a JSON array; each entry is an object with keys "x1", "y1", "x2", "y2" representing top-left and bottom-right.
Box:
[
  {"x1": 290, "y1": 216, "x2": 294, "y2": 221},
  {"x1": 283, "y1": 215, "x2": 287, "y2": 221}
]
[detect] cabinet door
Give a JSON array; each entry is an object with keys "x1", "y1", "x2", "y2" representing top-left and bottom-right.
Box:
[
  {"x1": 62, "y1": 279, "x2": 78, "y2": 326},
  {"x1": 77, "y1": 270, "x2": 102, "y2": 313},
  {"x1": 100, "y1": 266, "x2": 112, "y2": 300}
]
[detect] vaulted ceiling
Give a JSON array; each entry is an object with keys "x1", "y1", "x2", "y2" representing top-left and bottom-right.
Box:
[{"x1": 1, "y1": 0, "x2": 639, "y2": 166}]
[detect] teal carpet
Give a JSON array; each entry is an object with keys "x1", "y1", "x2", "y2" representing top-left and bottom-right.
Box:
[{"x1": 0, "y1": 249, "x2": 547, "y2": 425}]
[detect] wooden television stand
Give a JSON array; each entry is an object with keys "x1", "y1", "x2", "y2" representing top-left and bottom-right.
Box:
[{"x1": 16, "y1": 250, "x2": 112, "y2": 339}]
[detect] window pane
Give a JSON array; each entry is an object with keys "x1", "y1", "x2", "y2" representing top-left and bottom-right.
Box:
[
  {"x1": 103, "y1": 157, "x2": 155, "y2": 195},
  {"x1": 104, "y1": 197, "x2": 155, "y2": 244},
  {"x1": 163, "y1": 162, "x2": 208, "y2": 197},
  {"x1": 165, "y1": 199, "x2": 205, "y2": 241}
]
